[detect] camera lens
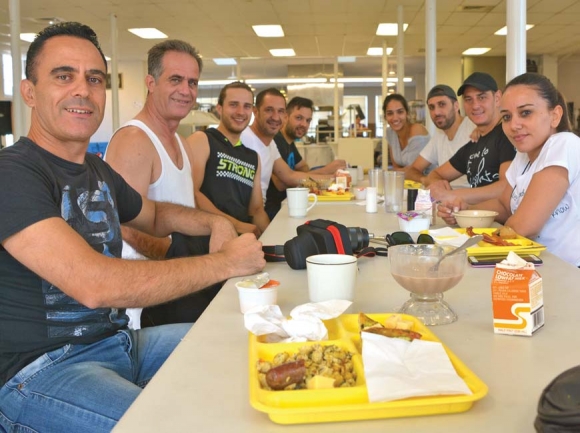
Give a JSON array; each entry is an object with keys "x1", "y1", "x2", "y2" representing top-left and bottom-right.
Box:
[{"x1": 348, "y1": 227, "x2": 369, "y2": 251}]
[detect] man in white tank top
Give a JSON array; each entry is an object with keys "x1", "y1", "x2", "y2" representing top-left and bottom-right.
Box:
[{"x1": 105, "y1": 40, "x2": 202, "y2": 328}]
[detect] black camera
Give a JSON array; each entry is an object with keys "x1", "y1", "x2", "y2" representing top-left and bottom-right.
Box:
[{"x1": 283, "y1": 219, "x2": 370, "y2": 270}]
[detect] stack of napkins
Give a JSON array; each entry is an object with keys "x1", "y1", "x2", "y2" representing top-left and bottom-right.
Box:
[
  {"x1": 243, "y1": 300, "x2": 351, "y2": 343},
  {"x1": 428, "y1": 227, "x2": 479, "y2": 249},
  {"x1": 362, "y1": 331, "x2": 472, "y2": 402}
]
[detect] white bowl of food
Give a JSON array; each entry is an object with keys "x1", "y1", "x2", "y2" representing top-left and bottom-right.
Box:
[{"x1": 453, "y1": 210, "x2": 498, "y2": 228}]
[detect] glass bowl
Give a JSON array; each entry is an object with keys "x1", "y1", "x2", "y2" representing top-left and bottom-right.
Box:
[{"x1": 389, "y1": 244, "x2": 466, "y2": 326}]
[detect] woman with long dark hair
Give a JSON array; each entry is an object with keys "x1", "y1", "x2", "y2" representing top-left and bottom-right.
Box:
[{"x1": 382, "y1": 93, "x2": 430, "y2": 170}]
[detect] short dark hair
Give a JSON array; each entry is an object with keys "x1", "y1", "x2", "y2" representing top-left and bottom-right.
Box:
[
  {"x1": 25, "y1": 22, "x2": 107, "y2": 83},
  {"x1": 217, "y1": 81, "x2": 254, "y2": 106},
  {"x1": 255, "y1": 88, "x2": 286, "y2": 109},
  {"x1": 286, "y1": 96, "x2": 314, "y2": 114},
  {"x1": 147, "y1": 40, "x2": 203, "y2": 79},
  {"x1": 505, "y1": 72, "x2": 571, "y2": 133},
  {"x1": 382, "y1": 93, "x2": 409, "y2": 116}
]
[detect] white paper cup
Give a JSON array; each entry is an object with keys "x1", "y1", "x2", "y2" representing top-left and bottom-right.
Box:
[
  {"x1": 236, "y1": 283, "x2": 278, "y2": 314},
  {"x1": 287, "y1": 187, "x2": 317, "y2": 218},
  {"x1": 306, "y1": 254, "x2": 357, "y2": 302}
]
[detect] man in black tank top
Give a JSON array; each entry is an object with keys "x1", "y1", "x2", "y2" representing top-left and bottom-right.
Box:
[{"x1": 187, "y1": 82, "x2": 270, "y2": 237}]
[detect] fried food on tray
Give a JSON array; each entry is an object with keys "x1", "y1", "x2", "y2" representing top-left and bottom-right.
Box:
[
  {"x1": 362, "y1": 327, "x2": 422, "y2": 341},
  {"x1": 466, "y1": 226, "x2": 516, "y2": 246},
  {"x1": 358, "y1": 313, "x2": 421, "y2": 339},
  {"x1": 493, "y1": 226, "x2": 518, "y2": 239}
]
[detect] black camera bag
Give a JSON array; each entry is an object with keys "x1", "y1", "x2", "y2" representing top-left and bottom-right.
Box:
[{"x1": 283, "y1": 219, "x2": 353, "y2": 270}]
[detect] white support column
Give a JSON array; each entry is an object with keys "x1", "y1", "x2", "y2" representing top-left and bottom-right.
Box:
[
  {"x1": 396, "y1": 5, "x2": 405, "y2": 95},
  {"x1": 9, "y1": 0, "x2": 24, "y2": 140},
  {"x1": 110, "y1": 13, "x2": 120, "y2": 131},
  {"x1": 333, "y1": 59, "x2": 339, "y2": 143},
  {"x1": 506, "y1": 0, "x2": 526, "y2": 82},
  {"x1": 425, "y1": 0, "x2": 437, "y2": 135},
  {"x1": 382, "y1": 41, "x2": 389, "y2": 170}
]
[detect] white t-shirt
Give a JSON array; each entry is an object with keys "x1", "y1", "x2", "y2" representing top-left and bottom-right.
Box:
[
  {"x1": 506, "y1": 131, "x2": 580, "y2": 266},
  {"x1": 241, "y1": 127, "x2": 282, "y2": 203},
  {"x1": 420, "y1": 116, "x2": 475, "y2": 188}
]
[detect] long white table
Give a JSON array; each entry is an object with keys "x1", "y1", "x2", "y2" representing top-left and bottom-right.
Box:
[{"x1": 115, "y1": 201, "x2": 580, "y2": 432}]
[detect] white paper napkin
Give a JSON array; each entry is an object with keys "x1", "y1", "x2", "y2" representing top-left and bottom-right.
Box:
[
  {"x1": 428, "y1": 227, "x2": 477, "y2": 248},
  {"x1": 362, "y1": 331, "x2": 472, "y2": 402},
  {"x1": 243, "y1": 300, "x2": 352, "y2": 343}
]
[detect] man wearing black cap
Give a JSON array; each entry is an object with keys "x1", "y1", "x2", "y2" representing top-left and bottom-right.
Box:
[
  {"x1": 425, "y1": 72, "x2": 515, "y2": 204},
  {"x1": 405, "y1": 84, "x2": 475, "y2": 186}
]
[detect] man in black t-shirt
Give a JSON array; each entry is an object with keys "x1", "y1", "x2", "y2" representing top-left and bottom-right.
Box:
[
  {"x1": 187, "y1": 81, "x2": 269, "y2": 237},
  {"x1": 425, "y1": 72, "x2": 516, "y2": 205},
  {"x1": 0, "y1": 22, "x2": 265, "y2": 433},
  {"x1": 264, "y1": 96, "x2": 346, "y2": 219}
]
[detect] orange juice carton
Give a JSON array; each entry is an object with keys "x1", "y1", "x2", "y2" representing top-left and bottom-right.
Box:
[{"x1": 491, "y1": 251, "x2": 544, "y2": 336}]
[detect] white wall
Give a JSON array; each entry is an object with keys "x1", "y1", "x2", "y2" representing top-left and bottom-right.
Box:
[
  {"x1": 557, "y1": 56, "x2": 580, "y2": 128},
  {"x1": 91, "y1": 60, "x2": 147, "y2": 142}
]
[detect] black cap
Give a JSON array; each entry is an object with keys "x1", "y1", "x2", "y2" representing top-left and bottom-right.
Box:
[
  {"x1": 457, "y1": 72, "x2": 498, "y2": 96},
  {"x1": 427, "y1": 84, "x2": 457, "y2": 102}
]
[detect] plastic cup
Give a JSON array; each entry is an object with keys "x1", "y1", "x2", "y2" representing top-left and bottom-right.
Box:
[
  {"x1": 384, "y1": 171, "x2": 405, "y2": 213},
  {"x1": 236, "y1": 283, "x2": 278, "y2": 314},
  {"x1": 368, "y1": 169, "x2": 384, "y2": 195}
]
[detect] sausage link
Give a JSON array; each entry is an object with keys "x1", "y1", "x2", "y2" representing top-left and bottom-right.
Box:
[{"x1": 265, "y1": 360, "x2": 306, "y2": 390}]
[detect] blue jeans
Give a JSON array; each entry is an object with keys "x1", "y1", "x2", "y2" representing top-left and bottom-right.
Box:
[{"x1": 0, "y1": 323, "x2": 191, "y2": 433}]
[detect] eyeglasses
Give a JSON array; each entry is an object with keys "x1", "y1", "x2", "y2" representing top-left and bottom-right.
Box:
[{"x1": 385, "y1": 231, "x2": 435, "y2": 247}]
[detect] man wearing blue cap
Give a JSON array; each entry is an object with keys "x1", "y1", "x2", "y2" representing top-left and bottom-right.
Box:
[
  {"x1": 405, "y1": 84, "x2": 475, "y2": 186},
  {"x1": 424, "y1": 72, "x2": 516, "y2": 205}
]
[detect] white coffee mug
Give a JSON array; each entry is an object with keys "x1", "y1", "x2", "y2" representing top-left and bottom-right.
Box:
[
  {"x1": 287, "y1": 187, "x2": 317, "y2": 218},
  {"x1": 306, "y1": 254, "x2": 358, "y2": 302}
]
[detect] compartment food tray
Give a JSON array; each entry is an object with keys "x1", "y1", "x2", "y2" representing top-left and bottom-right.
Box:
[
  {"x1": 309, "y1": 191, "x2": 354, "y2": 201},
  {"x1": 249, "y1": 313, "x2": 488, "y2": 424},
  {"x1": 425, "y1": 227, "x2": 546, "y2": 257}
]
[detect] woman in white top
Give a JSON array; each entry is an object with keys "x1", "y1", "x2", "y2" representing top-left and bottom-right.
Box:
[
  {"x1": 439, "y1": 72, "x2": 580, "y2": 266},
  {"x1": 383, "y1": 94, "x2": 430, "y2": 170}
]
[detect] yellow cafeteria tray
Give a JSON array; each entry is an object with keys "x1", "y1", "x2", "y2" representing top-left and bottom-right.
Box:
[
  {"x1": 425, "y1": 227, "x2": 547, "y2": 257},
  {"x1": 404, "y1": 180, "x2": 422, "y2": 189},
  {"x1": 309, "y1": 191, "x2": 354, "y2": 201},
  {"x1": 249, "y1": 313, "x2": 488, "y2": 424}
]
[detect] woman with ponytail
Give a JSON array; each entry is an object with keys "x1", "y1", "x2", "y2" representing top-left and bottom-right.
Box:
[{"x1": 439, "y1": 72, "x2": 580, "y2": 266}]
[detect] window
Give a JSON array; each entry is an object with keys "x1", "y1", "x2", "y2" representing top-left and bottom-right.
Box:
[
  {"x1": 2, "y1": 53, "x2": 25, "y2": 97},
  {"x1": 343, "y1": 95, "x2": 367, "y2": 136}
]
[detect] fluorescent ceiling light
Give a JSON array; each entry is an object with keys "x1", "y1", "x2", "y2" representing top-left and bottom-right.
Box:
[
  {"x1": 494, "y1": 24, "x2": 534, "y2": 35},
  {"x1": 105, "y1": 56, "x2": 111, "y2": 61},
  {"x1": 269, "y1": 48, "x2": 295, "y2": 57},
  {"x1": 199, "y1": 80, "x2": 237, "y2": 86},
  {"x1": 20, "y1": 33, "x2": 36, "y2": 42},
  {"x1": 253, "y1": 25, "x2": 284, "y2": 37},
  {"x1": 213, "y1": 58, "x2": 237, "y2": 66},
  {"x1": 128, "y1": 28, "x2": 168, "y2": 39},
  {"x1": 367, "y1": 47, "x2": 394, "y2": 56},
  {"x1": 462, "y1": 47, "x2": 491, "y2": 55},
  {"x1": 376, "y1": 23, "x2": 408, "y2": 36},
  {"x1": 338, "y1": 56, "x2": 356, "y2": 63},
  {"x1": 245, "y1": 78, "x2": 326, "y2": 84},
  {"x1": 329, "y1": 77, "x2": 411, "y2": 84}
]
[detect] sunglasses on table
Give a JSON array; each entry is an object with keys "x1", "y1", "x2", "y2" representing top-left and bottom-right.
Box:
[{"x1": 385, "y1": 231, "x2": 435, "y2": 247}]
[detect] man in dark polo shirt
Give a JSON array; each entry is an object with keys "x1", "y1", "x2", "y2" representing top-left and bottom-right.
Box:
[{"x1": 265, "y1": 96, "x2": 346, "y2": 218}]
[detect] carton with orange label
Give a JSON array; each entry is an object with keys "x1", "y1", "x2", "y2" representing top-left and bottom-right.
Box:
[{"x1": 491, "y1": 251, "x2": 544, "y2": 336}]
